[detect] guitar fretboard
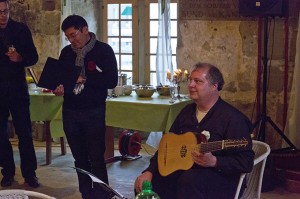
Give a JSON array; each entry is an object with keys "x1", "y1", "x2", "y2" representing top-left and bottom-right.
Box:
[{"x1": 199, "y1": 141, "x2": 224, "y2": 153}]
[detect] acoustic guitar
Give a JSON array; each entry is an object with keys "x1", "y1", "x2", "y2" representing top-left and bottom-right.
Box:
[{"x1": 158, "y1": 132, "x2": 248, "y2": 176}]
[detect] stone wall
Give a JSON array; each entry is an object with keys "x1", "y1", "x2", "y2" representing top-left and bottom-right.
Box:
[
  {"x1": 177, "y1": 0, "x2": 300, "y2": 148},
  {"x1": 9, "y1": 0, "x2": 61, "y2": 76},
  {"x1": 8, "y1": 0, "x2": 300, "y2": 148}
]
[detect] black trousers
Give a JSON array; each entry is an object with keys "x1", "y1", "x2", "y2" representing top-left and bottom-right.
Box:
[
  {"x1": 151, "y1": 167, "x2": 241, "y2": 199},
  {"x1": 63, "y1": 106, "x2": 108, "y2": 199},
  {"x1": 0, "y1": 82, "x2": 37, "y2": 179}
]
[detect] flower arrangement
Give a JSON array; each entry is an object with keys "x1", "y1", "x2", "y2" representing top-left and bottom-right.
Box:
[
  {"x1": 87, "y1": 61, "x2": 96, "y2": 71},
  {"x1": 201, "y1": 130, "x2": 210, "y2": 141},
  {"x1": 26, "y1": 76, "x2": 34, "y2": 84}
]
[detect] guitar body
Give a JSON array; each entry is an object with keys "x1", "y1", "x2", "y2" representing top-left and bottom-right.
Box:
[
  {"x1": 158, "y1": 132, "x2": 198, "y2": 176},
  {"x1": 157, "y1": 132, "x2": 248, "y2": 176}
]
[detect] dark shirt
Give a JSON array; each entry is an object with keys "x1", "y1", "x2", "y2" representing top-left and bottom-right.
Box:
[
  {"x1": 59, "y1": 40, "x2": 118, "y2": 110},
  {"x1": 0, "y1": 19, "x2": 38, "y2": 83},
  {"x1": 145, "y1": 97, "x2": 255, "y2": 176}
]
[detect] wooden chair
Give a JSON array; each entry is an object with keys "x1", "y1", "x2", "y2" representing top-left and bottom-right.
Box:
[
  {"x1": 234, "y1": 140, "x2": 271, "y2": 199},
  {"x1": 0, "y1": 189, "x2": 56, "y2": 199}
]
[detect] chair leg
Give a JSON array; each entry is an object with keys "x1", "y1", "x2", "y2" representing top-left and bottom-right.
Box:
[
  {"x1": 44, "y1": 121, "x2": 52, "y2": 165},
  {"x1": 60, "y1": 137, "x2": 66, "y2": 155},
  {"x1": 104, "y1": 126, "x2": 115, "y2": 163}
]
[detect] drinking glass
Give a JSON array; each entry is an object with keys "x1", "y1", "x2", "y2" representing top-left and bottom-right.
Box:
[
  {"x1": 169, "y1": 85, "x2": 177, "y2": 103},
  {"x1": 107, "y1": 89, "x2": 113, "y2": 98}
]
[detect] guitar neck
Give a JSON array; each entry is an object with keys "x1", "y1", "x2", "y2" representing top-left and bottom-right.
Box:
[{"x1": 198, "y1": 141, "x2": 225, "y2": 153}]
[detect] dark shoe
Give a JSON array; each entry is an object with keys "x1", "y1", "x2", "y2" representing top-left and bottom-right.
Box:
[
  {"x1": 25, "y1": 176, "x2": 40, "y2": 188},
  {"x1": 1, "y1": 176, "x2": 14, "y2": 187}
]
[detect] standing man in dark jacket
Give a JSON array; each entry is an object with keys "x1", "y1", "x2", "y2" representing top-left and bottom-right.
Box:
[
  {"x1": 135, "y1": 63, "x2": 254, "y2": 199},
  {"x1": 0, "y1": 0, "x2": 39, "y2": 188},
  {"x1": 53, "y1": 15, "x2": 118, "y2": 199}
]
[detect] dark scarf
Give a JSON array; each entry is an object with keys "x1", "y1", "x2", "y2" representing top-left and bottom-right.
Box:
[{"x1": 71, "y1": 32, "x2": 96, "y2": 95}]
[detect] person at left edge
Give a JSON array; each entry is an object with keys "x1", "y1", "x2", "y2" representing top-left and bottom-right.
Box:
[
  {"x1": 0, "y1": 0, "x2": 39, "y2": 188},
  {"x1": 53, "y1": 15, "x2": 118, "y2": 199}
]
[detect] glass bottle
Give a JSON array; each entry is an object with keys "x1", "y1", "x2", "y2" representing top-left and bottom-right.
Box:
[{"x1": 135, "y1": 181, "x2": 160, "y2": 199}]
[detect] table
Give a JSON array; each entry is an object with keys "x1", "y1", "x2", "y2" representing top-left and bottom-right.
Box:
[
  {"x1": 29, "y1": 90, "x2": 65, "y2": 165},
  {"x1": 106, "y1": 93, "x2": 191, "y2": 132},
  {"x1": 29, "y1": 90, "x2": 62, "y2": 122},
  {"x1": 28, "y1": 91, "x2": 192, "y2": 164},
  {"x1": 105, "y1": 93, "x2": 192, "y2": 161}
]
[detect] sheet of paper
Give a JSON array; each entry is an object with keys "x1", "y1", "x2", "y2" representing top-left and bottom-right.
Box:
[{"x1": 72, "y1": 167, "x2": 126, "y2": 199}]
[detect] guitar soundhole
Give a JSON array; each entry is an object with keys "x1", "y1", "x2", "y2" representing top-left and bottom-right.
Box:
[{"x1": 180, "y1": 145, "x2": 187, "y2": 158}]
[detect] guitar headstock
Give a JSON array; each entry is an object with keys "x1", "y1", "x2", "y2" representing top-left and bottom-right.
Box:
[{"x1": 224, "y1": 139, "x2": 248, "y2": 148}]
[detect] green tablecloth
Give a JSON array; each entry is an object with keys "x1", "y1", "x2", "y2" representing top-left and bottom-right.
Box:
[
  {"x1": 29, "y1": 90, "x2": 64, "y2": 138},
  {"x1": 29, "y1": 90, "x2": 62, "y2": 121},
  {"x1": 29, "y1": 91, "x2": 192, "y2": 138},
  {"x1": 106, "y1": 93, "x2": 192, "y2": 132}
]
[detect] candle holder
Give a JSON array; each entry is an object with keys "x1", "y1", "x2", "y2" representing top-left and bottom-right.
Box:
[
  {"x1": 176, "y1": 83, "x2": 181, "y2": 99},
  {"x1": 167, "y1": 68, "x2": 189, "y2": 99}
]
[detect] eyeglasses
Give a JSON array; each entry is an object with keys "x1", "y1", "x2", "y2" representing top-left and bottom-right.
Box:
[
  {"x1": 65, "y1": 29, "x2": 80, "y2": 41},
  {"x1": 0, "y1": 9, "x2": 9, "y2": 16}
]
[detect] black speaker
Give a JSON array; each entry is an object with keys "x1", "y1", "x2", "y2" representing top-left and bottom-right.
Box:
[{"x1": 239, "y1": 0, "x2": 288, "y2": 17}]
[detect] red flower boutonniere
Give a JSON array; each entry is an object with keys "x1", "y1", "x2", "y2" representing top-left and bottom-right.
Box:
[{"x1": 87, "y1": 61, "x2": 96, "y2": 71}]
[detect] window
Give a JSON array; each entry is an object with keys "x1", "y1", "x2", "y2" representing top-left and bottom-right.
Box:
[
  {"x1": 103, "y1": 1, "x2": 137, "y2": 85},
  {"x1": 148, "y1": 1, "x2": 178, "y2": 86},
  {"x1": 103, "y1": 0, "x2": 177, "y2": 86}
]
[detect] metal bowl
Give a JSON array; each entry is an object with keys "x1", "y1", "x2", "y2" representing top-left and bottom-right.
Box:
[
  {"x1": 123, "y1": 85, "x2": 133, "y2": 95},
  {"x1": 135, "y1": 85, "x2": 155, "y2": 98},
  {"x1": 156, "y1": 85, "x2": 170, "y2": 96},
  {"x1": 124, "y1": 89, "x2": 132, "y2": 95}
]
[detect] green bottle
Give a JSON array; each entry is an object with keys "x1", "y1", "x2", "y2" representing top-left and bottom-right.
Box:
[{"x1": 135, "y1": 181, "x2": 160, "y2": 199}]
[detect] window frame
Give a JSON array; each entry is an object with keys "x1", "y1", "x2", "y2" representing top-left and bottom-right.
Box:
[{"x1": 102, "y1": 0, "x2": 177, "y2": 85}]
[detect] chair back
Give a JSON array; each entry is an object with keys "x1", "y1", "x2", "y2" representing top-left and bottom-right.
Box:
[
  {"x1": 0, "y1": 189, "x2": 56, "y2": 199},
  {"x1": 234, "y1": 140, "x2": 271, "y2": 199}
]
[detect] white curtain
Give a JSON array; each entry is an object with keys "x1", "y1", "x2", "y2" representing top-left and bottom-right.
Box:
[
  {"x1": 285, "y1": 12, "x2": 300, "y2": 148},
  {"x1": 60, "y1": 0, "x2": 72, "y2": 52},
  {"x1": 155, "y1": 0, "x2": 175, "y2": 86},
  {"x1": 147, "y1": 0, "x2": 174, "y2": 148}
]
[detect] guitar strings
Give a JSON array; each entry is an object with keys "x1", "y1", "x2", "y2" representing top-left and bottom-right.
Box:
[
  {"x1": 158, "y1": 145, "x2": 200, "y2": 159},
  {"x1": 157, "y1": 145, "x2": 246, "y2": 159},
  {"x1": 158, "y1": 143, "x2": 223, "y2": 152},
  {"x1": 158, "y1": 141, "x2": 247, "y2": 153},
  {"x1": 127, "y1": 142, "x2": 212, "y2": 158}
]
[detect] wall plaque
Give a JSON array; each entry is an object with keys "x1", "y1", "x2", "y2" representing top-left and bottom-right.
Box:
[{"x1": 179, "y1": 0, "x2": 240, "y2": 20}]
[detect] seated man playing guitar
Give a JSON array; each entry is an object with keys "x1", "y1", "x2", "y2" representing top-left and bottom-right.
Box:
[{"x1": 134, "y1": 62, "x2": 254, "y2": 199}]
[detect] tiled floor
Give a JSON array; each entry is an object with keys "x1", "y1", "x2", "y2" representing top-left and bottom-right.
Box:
[{"x1": 1, "y1": 139, "x2": 300, "y2": 199}]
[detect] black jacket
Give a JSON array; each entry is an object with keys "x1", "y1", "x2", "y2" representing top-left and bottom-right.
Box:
[
  {"x1": 0, "y1": 19, "x2": 38, "y2": 83},
  {"x1": 59, "y1": 40, "x2": 118, "y2": 110},
  {"x1": 145, "y1": 97, "x2": 254, "y2": 176}
]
